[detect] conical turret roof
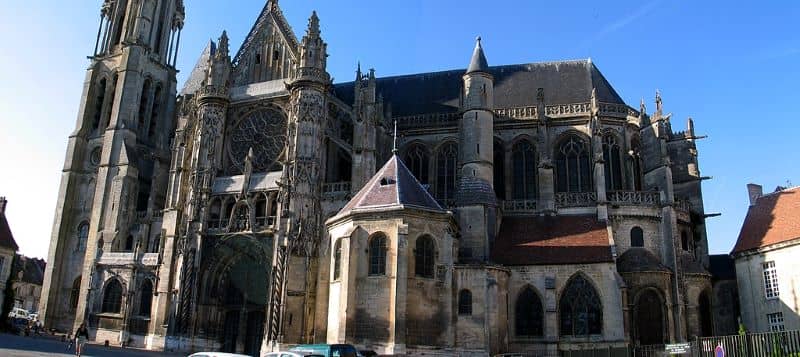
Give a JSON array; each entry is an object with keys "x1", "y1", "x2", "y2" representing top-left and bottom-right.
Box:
[
  {"x1": 466, "y1": 37, "x2": 489, "y2": 74},
  {"x1": 335, "y1": 155, "x2": 444, "y2": 218}
]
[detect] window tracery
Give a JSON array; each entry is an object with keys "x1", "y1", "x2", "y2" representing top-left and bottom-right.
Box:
[
  {"x1": 369, "y1": 234, "x2": 387, "y2": 276},
  {"x1": 404, "y1": 144, "x2": 429, "y2": 184},
  {"x1": 228, "y1": 109, "x2": 287, "y2": 174},
  {"x1": 102, "y1": 279, "x2": 123, "y2": 313},
  {"x1": 414, "y1": 236, "x2": 435, "y2": 278},
  {"x1": 516, "y1": 286, "x2": 544, "y2": 336},
  {"x1": 435, "y1": 143, "x2": 458, "y2": 202},
  {"x1": 555, "y1": 135, "x2": 592, "y2": 193},
  {"x1": 559, "y1": 275, "x2": 602, "y2": 336},
  {"x1": 603, "y1": 134, "x2": 623, "y2": 191},
  {"x1": 512, "y1": 139, "x2": 537, "y2": 199}
]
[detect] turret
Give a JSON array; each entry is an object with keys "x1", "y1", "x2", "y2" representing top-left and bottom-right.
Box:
[
  {"x1": 456, "y1": 37, "x2": 497, "y2": 262},
  {"x1": 295, "y1": 11, "x2": 330, "y2": 86}
]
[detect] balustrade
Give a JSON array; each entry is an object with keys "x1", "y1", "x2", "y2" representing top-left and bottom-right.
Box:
[
  {"x1": 607, "y1": 191, "x2": 661, "y2": 206},
  {"x1": 555, "y1": 192, "x2": 597, "y2": 208},
  {"x1": 502, "y1": 199, "x2": 537, "y2": 213}
]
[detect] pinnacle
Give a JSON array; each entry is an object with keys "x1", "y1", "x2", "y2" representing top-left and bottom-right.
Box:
[{"x1": 466, "y1": 36, "x2": 489, "y2": 74}]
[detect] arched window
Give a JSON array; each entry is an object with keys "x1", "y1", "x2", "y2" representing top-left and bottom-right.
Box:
[
  {"x1": 102, "y1": 279, "x2": 123, "y2": 313},
  {"x1": 70, "y1": 277, "x2": 81, "y2": 311},
  {"x1": 404, "y1": 144, "x2": 429, "y2": 185},
  {"x1": 414, "y1": 236, "x2": 436, "y2": 278},
  {"x1": 603, "y1": 134, "x2": 623, "y2": 191},
  {"x1": 254, "y1": 194, "x2": 267, "y2": 227},
  {"x1": 76, "y1": 222, "x2": 89, "y2": 252},
  {"x1": 635, "y1": 290, "x2": 665, "y2": 345},
  {"x1": 516, "y1": 286, "x2": 544, "y2": 336},
  {"x1": 333, "y1": 239, "x2": 343, "y2": 280},
  {"x1": 139, "y1": 280, "x2": 153, "y2": 316},
  {"x1": 104, "y1": 74, "x2": 118, "y2": 128},
  {"x1": 458, "y1": 289, "x2": 473, "y2": 316},
  {"x1": 560, "y1": 275, "x2": 602, "y2": 336},
  {"x1": 631, "y1": 227, "x2": 644, "y2": 248},
  {"x1": 631, "y1": 137, "x2": 643, "y2": 191},
  {"x1": 512, "y1": 139, "x2": 537, "y2": 200},
  {"x1": 435, "y1": 142, "x2": 458, "y2": 202},
  {"x1": 92, "y1": 78, "x2": 107, "y2": 131},
  {"x1": 555, "y1": 135, "x2": 592, "y2": 193},
  {"x1": 124, "y1": 235, "x2": 134, "y2": 252},
  {"x1": 493, "y1": 141, "x2": 506, "y2": 200},
  {"x1": 148, "y1": 84, "x2": 162, "y2": 139},
  {"x1": 268, "y1": 193, "x2": 278, "y2": 226},
  {"x1": 148, "y1": 234, "x2": 161, "y2": 253},
  {"x1": 699, "y1": 291, "x2": 713, "y2": 337},
  {"x1": 681, "y1": 231, "x2": 690, "y2": 251},
  {"x1": 369, "y1": 234, "x2": 387, "y2": 276}
]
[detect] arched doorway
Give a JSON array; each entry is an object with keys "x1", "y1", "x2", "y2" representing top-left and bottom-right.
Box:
[
  {"x1": 634, "y1": 289, "x2": 665, "y2": 345},
  {"x1": 699, "y1": 291, "x2": 713, "y2": 337}
]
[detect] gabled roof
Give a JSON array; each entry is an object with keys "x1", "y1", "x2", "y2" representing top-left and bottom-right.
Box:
[
  {"x1": 732, "y1": 187, "x2": 800, "y2": 254},
  {"x1": 491, "y1": 215, "x2": 612, "y2": 265},
  {"x1": 334, "y1": 155, "x2": 443, "y2": 219},
  {"x1": 0, "y1": 213, "x2": 19, "y2": 251},
  {"x1": 180, "y1": 41, "x2": 214, "y2": 95},
  {"x1": 333, "y1": 60, "x2": 625, "y2": 118},
  {"x1": 232, "y1": 1, "x2": 299, "y2": 66}
]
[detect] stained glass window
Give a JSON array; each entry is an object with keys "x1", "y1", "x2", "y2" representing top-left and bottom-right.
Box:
[
  {"x1": 102, "y1": 279, "x2": 123, "y2": 313},
  {"x1": 369, "y1": 234, "x2": 387, "y2": 276},
  {"x1": 405, "y1": 144, "x2": 429, "y2": 184},
  {"x1": 415, "y1": 236, "x2": 435, "y2": 278},
  {"x1": 603, "y1": 134, "x2": 623, "y2": 191},
  {"x1": 435, "y1": 143, "x2": 458, "y2": 202},
  {"x1": 228, "y1": 109, "x2": 287, "y2": 173},
  {"x1": 555, "y1": 135, "x2": 592, "y2": 193},
  {"x1": 559, "y1": 275, "x2": 602, "y2": 336},
  {"x1": 512, "y1": 140, "x2": 537, "y2": 199}
]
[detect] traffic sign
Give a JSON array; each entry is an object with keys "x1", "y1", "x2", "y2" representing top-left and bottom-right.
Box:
[{"x1": 665, "y1": 343, "x2": 692, "y2": 355}]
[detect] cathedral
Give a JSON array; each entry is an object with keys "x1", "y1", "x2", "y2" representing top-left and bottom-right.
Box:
[{"x1": 39, "y1": 1, "x2": 715, "y2": 356}]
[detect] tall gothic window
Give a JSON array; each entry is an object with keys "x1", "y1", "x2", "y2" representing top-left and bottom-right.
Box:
[
  {"x1": 70, "y1": 277, "x2": 82, "y2": 311},
  {"x1": 516, "y1": 286, "x2": 544, "y2": 336},
  {"x1": 91, "y1": 78, "x2": 107, "y2": 131},
  {"x1": 148, "y1": 84, "x2": 162, "y2": 139},
  {"x1": 124, "y1": 235, "x2": 134, "y2": 252},
  {"x1": 139, "y1": 280, "x2": 153, "y2": 316},
  {"x1": 435, "y1": 143, "x2": 458, "y2": 202},
  {"x1": 104, "y1": 74, "x2": 118, "y2": 128},
  {"x1": 512, "y1": 139, "x2": 537, "y2": 200},
  {"x1": 208, "y1": 199, "x2": 222, "y2": 229},
  {"x1": 631, "y1": 227, "x2": 644, "y2": 248},
  {"x1": 493, "y1": 141, "x2": 506, "y2": 200},
  {"x1": 458, "y1": 290, "x2": 473, "y2": 316},
  {"x1": 76, "y1": 222, "x2": 89, "y2": 252},
  {"x1": 631, "y1": 137, "x2": 643, "y2": 191},
  {"x1": 560, "y1": 275, "x2": 602, "y2": 336},
  {"x1": 138, "y1": 79, "x2": 151, "y2": 134},
  {"x1": 405, "y1": 144, "x2": 429, "y2": 185},
  {"x1": 102, "y1": 279, "x2": 123, "y2": 313},
  {"x1": 603, "y1": 134, "x2": 623, "y2": 191},
  {"x1": 555, "y1": 135, "x2": 592, "y2": 193},
  {"x1": 369, "y1": 234, "x2": 387, "y2": 276},
  {"x1": 414, "y1": 236, "x2": 436, "y2": 278},
  {"x1": 333, "y1": 239, "x2": 342, "y2": 280}
]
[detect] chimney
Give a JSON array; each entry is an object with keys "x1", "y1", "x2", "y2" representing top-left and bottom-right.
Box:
[
  {"x1": 747, "y1": 184, "x2": 763, "y2": 206},
  {"x1": 0, "y1": 196, "x2": 6, "y2": 215}
]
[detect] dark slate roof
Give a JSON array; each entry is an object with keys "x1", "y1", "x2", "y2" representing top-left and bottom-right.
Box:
[
  {"x1": 180, "y1": 41, "x2": 215, "y2": 96},
  {"x1": 12, "y1": 255, "x2": 45, "y2": 285},
  {"x1": 709, "y1": 254, "x2": 736, "y2": 281},
  {"x1": 616, "y1": 248, "x2": 670, "y2": 273},
  {"x1": 491, "y1": 215, "x2": 612, "y2": 265},
  {"x1": 680, "y1": 253, "x2": 710, "y2": 275},
  {"x1": 333, "y1": 60, "x2": 625, "y2": 117},
  {"x1": 0, "y1": 213, "x2": 18, "y2": 251},
  {"x1": 732, "y1": 187, "x2": 800, "y2": 254},
  {"x1": 467, "y1": 38, "x2": 489, "y2": 74},
  {"x1": 335, "y1": 155, "x2": 443, "y2": 217}
]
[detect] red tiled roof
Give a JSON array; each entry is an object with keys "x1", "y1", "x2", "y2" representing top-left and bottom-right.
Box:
[
  {"x1": 732, "y1": 187, "x2": 800, "y2": 254},
  {"x1": 491, "y1": 215, "x2": 612, "y2": 265},
  {"x1": 0, "y1": 214, "x2": 19, "y2": 251}
]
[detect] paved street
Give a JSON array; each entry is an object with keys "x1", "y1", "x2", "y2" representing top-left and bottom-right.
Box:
[{"x1": 0, "y1": 333, "x2": 183, "y2": 357}]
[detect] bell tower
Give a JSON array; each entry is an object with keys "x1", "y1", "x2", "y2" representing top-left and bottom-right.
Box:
[{"x1": 40, "y1": 0, "x2": 185, "y2": 337}]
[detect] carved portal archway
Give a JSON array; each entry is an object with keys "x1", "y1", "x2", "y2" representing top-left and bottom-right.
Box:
[{"x1": 197, "y1": 234, "x2": 273, "y2": 355}]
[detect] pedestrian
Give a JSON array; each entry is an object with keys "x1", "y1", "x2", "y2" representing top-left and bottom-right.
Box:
[
  {"x1": 74, "y1": 322, "x2": 90, "y2": 357},
  {"x1": 66, "y1": 332, "x2": 74, "y2": 351}
]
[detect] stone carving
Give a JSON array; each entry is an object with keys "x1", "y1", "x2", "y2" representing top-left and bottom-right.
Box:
[{"x1": 228, "y1": 108, "x2": 287, "y2": 173}]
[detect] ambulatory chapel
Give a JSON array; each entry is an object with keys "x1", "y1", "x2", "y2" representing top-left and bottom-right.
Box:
[{"x1": 40, "y1": 1, "x2": 716, "y2": 355}]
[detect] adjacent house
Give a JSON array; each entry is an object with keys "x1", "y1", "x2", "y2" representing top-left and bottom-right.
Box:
[
  {"x1": 12, "y1": 255, "x2": 46, "y2": 313},
  {"x1": 0, "y1": 197, "x2": 20, "y2": 310},
  {"x1": 732, "y1": 184, "x2": 800, "y2": 332}
]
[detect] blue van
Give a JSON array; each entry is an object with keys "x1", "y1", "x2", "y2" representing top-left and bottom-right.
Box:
[{"x1": 288, "y1": 344, "x2": 358, "y2": 357}]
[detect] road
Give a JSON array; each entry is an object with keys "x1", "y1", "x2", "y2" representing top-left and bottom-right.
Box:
[{"x1": 0, "y1": 333, "x2": 184, "y2": 356}]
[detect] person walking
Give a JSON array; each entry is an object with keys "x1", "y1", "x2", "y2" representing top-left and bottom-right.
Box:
[{"x1": 74, "y1": 322, "x2": 90, "y2": 357}]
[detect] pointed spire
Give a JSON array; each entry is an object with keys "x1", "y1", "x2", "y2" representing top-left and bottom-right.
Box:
[
  {"x1": 392, "y1": 120, "x2": 398, "y2": 154},
  {"x1": 467, "y1": 36, "x2": 489, "y2": 74},
  {"x1": 216, "y1": 30, "x2": 229, "y2": 59},
  {"x1": 655, "y1": 89, "x2": 663, "y2": 116},
  {"x1": 640, "y1": 97, "x2": 646, "y2": 115},
  {"x1": 687, "y1": 117, "x2": 695, "y2": 136},
  {"x1": 356, "y1": 61, "x2": 362, "y2": 81},
  {"x1": 307, "y1": 10, "x2": 320, "y2": 37}
]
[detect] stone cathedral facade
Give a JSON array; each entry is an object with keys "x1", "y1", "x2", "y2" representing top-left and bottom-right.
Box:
[{"x1": 40, "y1": 1, "x2": 716, "y2": 356}]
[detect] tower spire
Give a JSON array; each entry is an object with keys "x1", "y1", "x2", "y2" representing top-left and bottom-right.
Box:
[
  {"x1": 467, "y1": 36, "x2": 489, "y2": 74},
  {"x1": 393, "y1": 120, "x2": 398, "y2": 154}
]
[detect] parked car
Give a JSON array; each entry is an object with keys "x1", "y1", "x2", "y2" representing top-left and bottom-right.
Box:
[
  {"x1": 265, "y1": 352, "x2": 324, "y2": 357},
  {"x1": 8, "y1": 307, "x2": 29, "y2": 320},
  {"x1": 188, "y1": 353, "x2": 252, "y2": 357},
  {"x1": 289, "y1": 344, "x2": 359, "y2": 357},
  {"x1": 358, "y1": 350, "x2": 377, "y2": 357},
  {"x1": 28, "y1": 312, "x2": 39, "y2": 321}
]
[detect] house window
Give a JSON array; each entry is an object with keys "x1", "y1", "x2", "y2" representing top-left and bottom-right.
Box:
[
  {"x1": 763, "y1": 261, "x2": 779, "y2": 299},
  {"x1": 630, "y1": 227, "x2": 644, "y2": 247},
  {"x1": 414, "y1": 236, "x2": 435, "y2": 278},
  {"x1": 512, "y1": 139, "x2": 537, "y2": 200},
  {"x1": 101, "y1": 279, "x2": 123, "y2": 313},
  {"x1": 767, "y1": 312, "x2": 785, "y2": 332},
  {"x1": 458, "y1": 290, "x2": 473, "y2": 316},
  {"x1": 333, "y1": 240, "x2": 342, "y2": 280},
  {"x1": 369, "y1": 234, "x2": 387, "y2": 276}
]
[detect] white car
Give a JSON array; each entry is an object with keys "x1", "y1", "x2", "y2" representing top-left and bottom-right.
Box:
[
  {"x1": 265, "y1": 352, "x2": 324, "y2": 357},
  {"x1": 188, "y1": 353, "x2": 252, "y2": 357},
  {"x1": 8, "y1": 307, "x2": 29, "y2": 320}
]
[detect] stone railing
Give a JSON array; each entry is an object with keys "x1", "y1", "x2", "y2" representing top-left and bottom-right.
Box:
[
  {"x1": 607, "y1": 191, "x2": 661, "y2": 206},
  {"x1": 322, "y1": 181, "x2": 351, "y2": 194},
  {"x1": 502, "y1": 199, "x2": 537, "y2": 213},
  {"x1": 98, "y1": 252, "x2": 160, "y2": 266},
  {"x1": 555, "y1": 192, "x2": 598, "y2": 208},
  {"x1": 675, "y1": 199, "x2": 693, "y2": 212},
  {"x1": 396, "y1": 112, "x2": 460, "y2": 129},
  {"x1": 495, "y1": 106, "x2": 538, "y2": 120},
  {"x1": 141, "y1": 253, "x2": 160, "y2": 266},
  {"x1": 545, "y1": 102, "x2": 591, "y2": 118}
]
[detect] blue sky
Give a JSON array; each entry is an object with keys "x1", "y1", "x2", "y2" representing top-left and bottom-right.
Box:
[{"x1": 0, "y1": 0, "x2": 798, "y2": 259}]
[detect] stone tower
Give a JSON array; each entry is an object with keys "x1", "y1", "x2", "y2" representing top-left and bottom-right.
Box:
[
  {"x1": 40, "y1": 0, "x2": 184, "y2": 336},
  {"x1": 456, "y1": 37, "x2": 497, "y2": 261},
  {"x1": 266, "y1": 11, "x2": 331, "y2": 347}
]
